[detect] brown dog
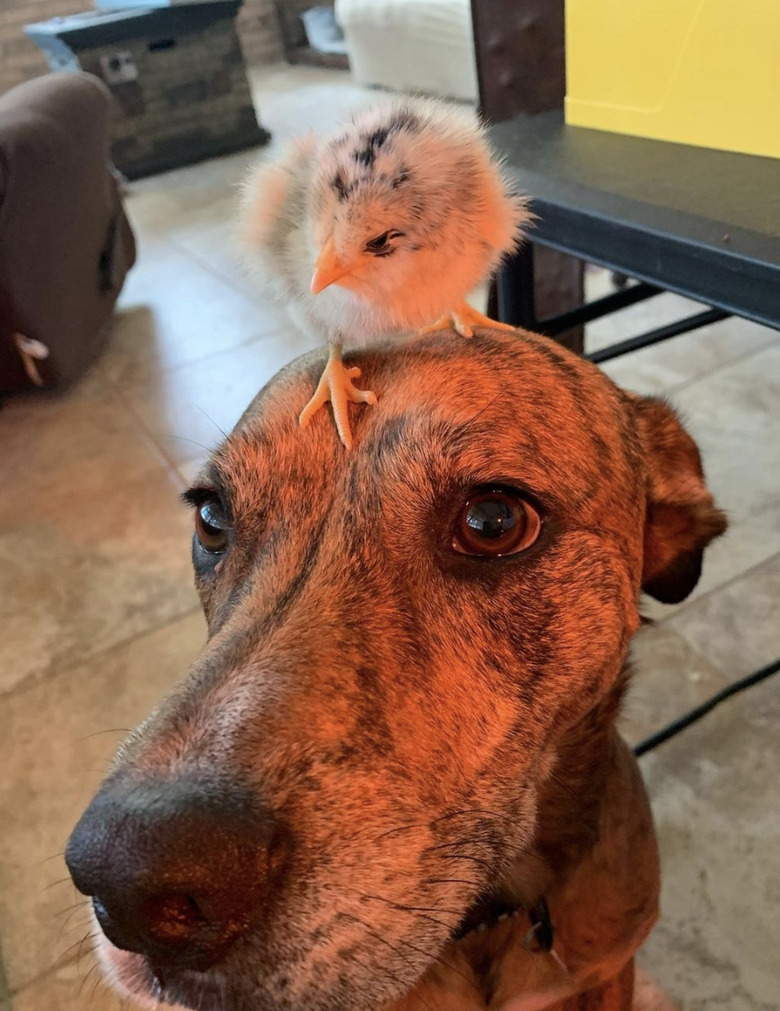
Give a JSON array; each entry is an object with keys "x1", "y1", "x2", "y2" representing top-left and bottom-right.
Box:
[{"x1": 65, "y1": 329, "x2": 725, "y2": 1011}]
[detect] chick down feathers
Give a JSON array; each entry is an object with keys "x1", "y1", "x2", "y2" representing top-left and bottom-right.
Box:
[{"x1": 241, "y1": 97, "x2": 530, "y2": 346}]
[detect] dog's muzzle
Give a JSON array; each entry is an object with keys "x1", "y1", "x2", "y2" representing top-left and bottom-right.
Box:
[{"x1": 65, "y1": 776, "x2": 285, "y2": 972}]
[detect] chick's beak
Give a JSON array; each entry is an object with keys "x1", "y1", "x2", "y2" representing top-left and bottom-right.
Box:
[{"x1": 310, "y1": 240, "x2": 348, "y2": 294}]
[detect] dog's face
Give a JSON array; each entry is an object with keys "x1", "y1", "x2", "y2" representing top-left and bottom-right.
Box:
[{"x1": 66, "y1": 332, "x2": 724, "y2": 1011}]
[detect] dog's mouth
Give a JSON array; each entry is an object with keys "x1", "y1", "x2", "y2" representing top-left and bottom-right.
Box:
[
  {"x1": 95, "y1": 885, "x2": 542, "y2": 1011},
  {"x1": 98, "y1": 938, "x2": 237, "y2": 1011},
  {"x1": 452, "y1": 890, "x2": 524, "y2": 941}
]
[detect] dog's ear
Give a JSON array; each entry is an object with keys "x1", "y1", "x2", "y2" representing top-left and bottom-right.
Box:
[{"x1": 633, "y1": 396, "x2": 727, "y2": 604}]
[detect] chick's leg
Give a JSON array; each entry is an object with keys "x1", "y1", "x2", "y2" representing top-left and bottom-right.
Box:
[
  {"x1": 299, "y1": 342, "x2": 377, "y2": 450},
  {"x1": 420, "y1": 302, "x2": 517, "y2": 339}
]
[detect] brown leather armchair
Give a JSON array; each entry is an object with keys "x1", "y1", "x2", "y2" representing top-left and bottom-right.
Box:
[{"x1": 0, "y1": 72, "x2": 136, "y2": 394}]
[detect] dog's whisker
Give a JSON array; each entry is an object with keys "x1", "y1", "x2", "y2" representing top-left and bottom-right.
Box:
[
  {"x1": 374, "y1": 806, "x2": 514, "y2": 845},
  {"x1": 346, "y1": 887, "x2": 464, "y2": 920},
  {"x1": 167, "y1": 434, "x2": 218, "y2": 453},
  {"x1": 431, "y1": 807, "x2": 517, "y2": 828},
  {"x1": 43, "y1": 875, "x2": 75, "y2": 892},
  {"x1": 461, "y1": 394, "x2": 500, "y2": 431},
  {"x1": 75, "y1": 727, "x2": 131, "y2": 744},
  {"x1": 195, "y1": 405, "x2": 229, "y2": 440},
  {"x1": 57, "y1": 915, "x2": 92, "y2": 951},
  {"x1": 89, "y1": 970, "x2": 107, "y2": 1005},
  {"x1": 76, "y1": 931, "x2": 99, "y2": 973},
  {"x1": 337, "y1": 947, "x2": 421, "y2": 1011},
  {"x1": 373, "y1": 820, "x2": 430, "y2": 842},
  {"x1": 56, "y1": 932, "x2": 92, "y2": 964},
  {"x1": 55, "y1": 900, "x2": 91, "y2": 947},
  {"x1": 80, "y1": 961, "x2": 104, "y2": 1002},
  {"x1": 345, "y1": 888, "x2": 457, "y2": 932},
  {"x1": 54, "y1": 899, "x2": 89, "y2": 919},
  {"x1": 345, "y1": 912, "x2": 478, "y2": 993},
  {"x1": 425, "y1": 850, "x2": 495, "y2": 873},
  {"x1": 420, "y1": 841, "x2": 493, "y2": 873},
  {"x1": 424, "y1": 877, "x2": 483, "y2": 889},
  {"x1": 40, "y1": 850, "x2": 66, "y2": 866}
]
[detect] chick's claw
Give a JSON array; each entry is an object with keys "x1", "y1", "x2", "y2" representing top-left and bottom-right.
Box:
[
  {"x1": 452, "y1": 302, "x2": 517, "y2": 337},
  {"x1": 419, "y1": 302, "x2": 517, "y2": 340},
  {"x1": 299, "y1": 346, "x2": 377, "y2": 450},
  {"x1": 419, "y1": 314, "x2": 460, "y2": 337}
]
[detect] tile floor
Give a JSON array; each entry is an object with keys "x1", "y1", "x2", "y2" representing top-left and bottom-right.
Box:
[{"x1": 1, "y1": 64, "x2": 779, "y2": 1011}]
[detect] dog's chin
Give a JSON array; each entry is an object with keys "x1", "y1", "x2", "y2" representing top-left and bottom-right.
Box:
[
  {"x1": 96, "y1": 936, "x2": 231, "y2": 1011},
  {"x1": 95, "y1": 938, "x2": 161, "y2": 1009}
]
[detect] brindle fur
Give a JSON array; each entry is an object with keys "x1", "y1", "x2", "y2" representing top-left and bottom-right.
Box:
[{"x1": 83, "y1": 330, "x2": 724, "y2": 1011}]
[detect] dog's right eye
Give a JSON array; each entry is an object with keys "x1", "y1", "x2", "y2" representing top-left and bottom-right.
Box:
[
  {"x1": 194, "y1": 496, "x2": 230, "y2": 553},
  {"x1": 453, "y1": 488, "x2": 541, "y2": 557}
]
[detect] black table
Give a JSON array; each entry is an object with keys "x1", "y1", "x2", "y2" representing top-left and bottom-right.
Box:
[
  {"x1": 490, "y1": 111, "x2": 780, "y2": 357},
  {"x1": 489, "y1": 109, "x2": 780, "y2": 739}
]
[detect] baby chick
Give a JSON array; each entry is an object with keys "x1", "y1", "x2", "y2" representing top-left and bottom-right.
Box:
[{"x1": 241, "y1": 97, "x2": 529, "y2": 449}]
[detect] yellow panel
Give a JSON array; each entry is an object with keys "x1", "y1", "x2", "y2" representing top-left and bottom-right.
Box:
[{"x1": 565, "y1": 0, "x2": 780, "y2": 160}]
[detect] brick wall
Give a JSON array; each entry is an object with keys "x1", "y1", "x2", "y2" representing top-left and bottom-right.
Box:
[
  {"x1": 237, "y1": 0, "x2": 283, "y2": 65},
  {"x1": 0, "y1": 0, "x2": 282, "y2": 97}
]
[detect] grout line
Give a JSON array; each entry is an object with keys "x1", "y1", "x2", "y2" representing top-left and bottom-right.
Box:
[
  {"x1": 0, "y1": 606, "x2": 203, "y2": 706},
  {"x1": 119, "y1": 385, "x2": 219, "y2": 476},
  {"x1": 109, "y1": 314, "x2": 290, "y2": 385}
]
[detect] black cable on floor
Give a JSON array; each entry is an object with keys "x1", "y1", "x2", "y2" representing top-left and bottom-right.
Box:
[{"x1": 633, "y1": 656, "x2": 780, "y2": 757}]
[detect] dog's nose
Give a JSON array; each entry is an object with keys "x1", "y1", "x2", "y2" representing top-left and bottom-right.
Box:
[{"x1": 65, "y1": 778, "x2": 284, "y2": 970}]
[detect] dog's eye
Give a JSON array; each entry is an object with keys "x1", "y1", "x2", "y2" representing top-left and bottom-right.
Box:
[
  {"x1": 453, "y1": 489, "x2": 541, "y2": 557},
  {"x1": 194, "y1": 496, "x2": 230, "y2": 553}
]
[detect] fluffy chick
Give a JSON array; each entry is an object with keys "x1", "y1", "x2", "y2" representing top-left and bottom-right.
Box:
[{"x1": 241, "y1": 97, "x2": 529, "y2": 448}]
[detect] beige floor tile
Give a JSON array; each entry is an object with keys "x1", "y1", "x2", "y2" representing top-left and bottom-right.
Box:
[
  {"x1": 664, "y1": 553, "x2": 780, "y2": 683},
  {"x1": 638, "y1": 676, "x2": 780, "y2": 1008},
  {"x1": 124, "y1": 152, "x2": 262, "y2": 300},
  {"x1": 0, "y1": 611, "x2": 206, "y2": 993},
  {"x1": 620, "y1": 625, "x2": 729, "y2": 750},
  {"x1": 249, "y1": 63, "x2": 372, "y2": 144},
  {"x1": 101, "y1": 239, "x2": 286, "y2": 385},
  {"x1": 0, "y1": 378, "x2": 165, "y2": 508},
  {"x1": 123, "y1": 330, "x2": 322, "y2": 467},
  {"x1": 0, "y1": 467, "x2": 198, "y2": 696},
  {"x1": 669, "y1": 342, "x2": 780, "y2": 521}
]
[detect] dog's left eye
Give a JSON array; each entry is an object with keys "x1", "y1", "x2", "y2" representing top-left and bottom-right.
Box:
[
  {"x1": 194, "y1": 496, "x2": 230, "y2": 553},
  {"x1": 453, "y1": 489, "x2": 541, "y2": 557}
]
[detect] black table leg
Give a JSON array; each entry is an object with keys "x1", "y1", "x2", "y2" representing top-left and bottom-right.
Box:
[{"x1": 497, "y1": 243, "x2": 537, "y2": 329}]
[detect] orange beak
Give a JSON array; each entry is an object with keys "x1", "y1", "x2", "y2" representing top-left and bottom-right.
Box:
[{"x1": 310, "y1": 240, "x2": 349, "y2": 294}]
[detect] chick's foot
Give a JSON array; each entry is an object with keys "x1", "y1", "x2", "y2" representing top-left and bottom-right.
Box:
[
  {"x1": 420, "y1": 302, "x2": 517, "y2": 339},
  {"x1": 299, "y1": 343, "x2": 377, "y2": 450}
]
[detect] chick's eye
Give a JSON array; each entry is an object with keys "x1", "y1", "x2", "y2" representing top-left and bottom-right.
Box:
[
  {"x1": 453, "y1": 489, "x2": 541, "y2": 557},
  {"x1": 194, "y1": 496, "x2": 230, "y2": 553},
  {"x1": 365, "y1": 229, "x2": 403, "y2": 253}
]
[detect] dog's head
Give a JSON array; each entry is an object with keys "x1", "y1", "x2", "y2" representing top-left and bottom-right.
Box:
[{"x1": 65, "y1": 331, "x2": 724, "y2": 1011}]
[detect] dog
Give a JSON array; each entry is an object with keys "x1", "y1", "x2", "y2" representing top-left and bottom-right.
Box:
[{"x1": 65, "y1": 329, "x2": 726, "y2": 1011}]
